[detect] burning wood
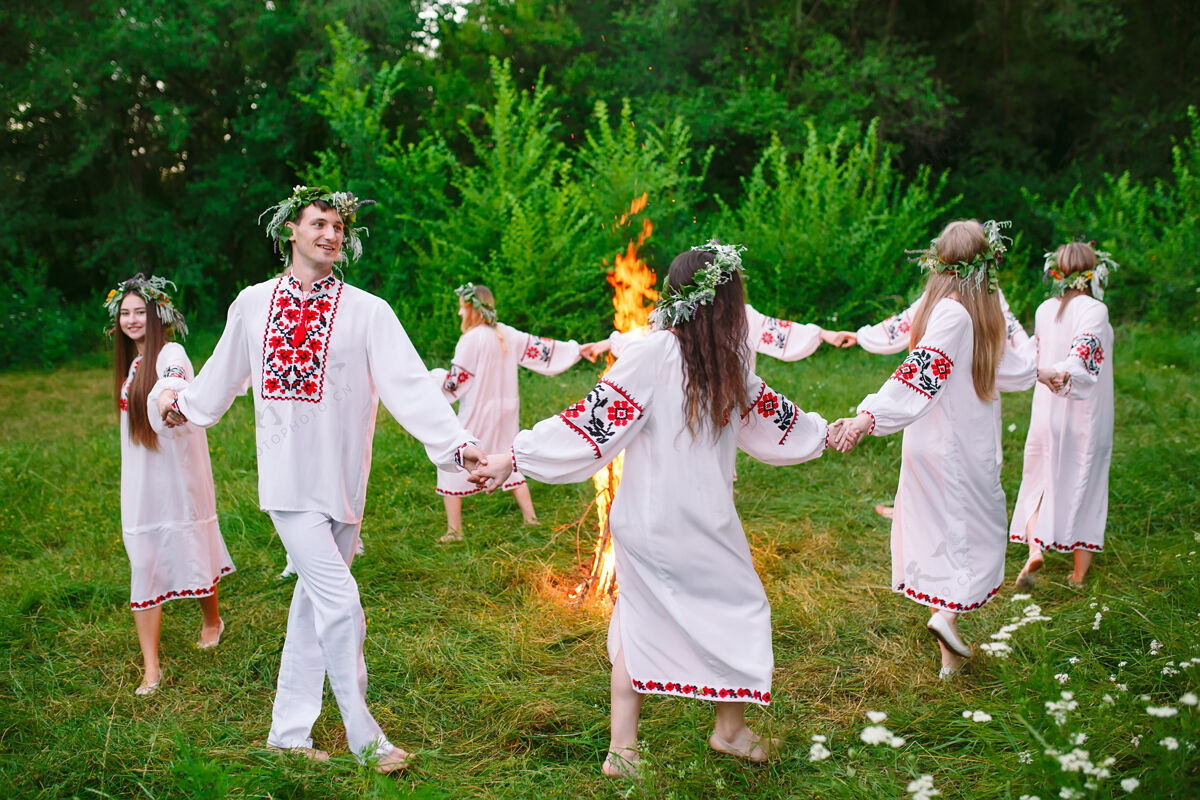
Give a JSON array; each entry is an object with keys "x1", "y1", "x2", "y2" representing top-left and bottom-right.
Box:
[{"x1": 571, "y1": 194, "x2": 656, "y2": 602}]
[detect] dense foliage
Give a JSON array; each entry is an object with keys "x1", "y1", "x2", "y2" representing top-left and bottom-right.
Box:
[{"x1": 4, "y1": 1, "x2": 1198, "y2": 367}]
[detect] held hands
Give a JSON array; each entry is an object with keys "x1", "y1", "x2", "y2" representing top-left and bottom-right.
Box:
[
  {"x1": 820, "y1": 329, "x2": 858, "y2": 348},
  {"x1": 459, "y1": 445, "x2": 489, "y2": 474},
  {"x1": 467, "y1": 452, "x2": 514, "y2": 493},
  {"x1": 579, "y1": 340, "x2": 612, "y2": 363},
  {"x1": 1037, "y1": 368, "x2": 1070, "y2": 394},
  {"x1": 827, "y1": 412, "x2": 873, "y2": 452},
  {"x1": 157, "y1": 389, "x2": 187, "y2": 428}
]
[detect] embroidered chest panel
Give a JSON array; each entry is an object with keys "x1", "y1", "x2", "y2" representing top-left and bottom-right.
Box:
[
  {"x1": 890, "y1": 346, "x2": 953, "y2": 399},
  {"x1": 757, "y1": 315, "x2": 792, "y2": 356},
  {"x1": 522, "y1": 335, "x2": 556, "y2": 366},
  {"x1": 744, "y1": 382, "x2": 798, "y2": 444},
  {"x1": 1070, "y1": 333, "x2": 1104, "y2": 376},
  {"x1": 260, "y1": 274, "x2": 343, "y2": 403},
  {"x1": 120, "y1": 355, "x2": 143, "y2": 411},
  {"x1": 882, "y1": 311, "x2": 912, "y2": 345},
  {"x1": 558, "y1": 379, "x2": 644, "y2": 458}
]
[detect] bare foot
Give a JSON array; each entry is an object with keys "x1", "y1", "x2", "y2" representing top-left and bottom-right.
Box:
[
  {"x1": 602, "y1": 747, "x2": 641, "y2": 779},
  {"x1": 373, "y1": 746, "x2": 410, "y2": 774},
  {"x1": 709, "y1": 729, "x2": 779, "y2": 763},
  {"x1": 523, "y1": 516, "x2": 540, "y2": 525},
  {"x1": 874, "y1": 504, "x2": 894, "y2": 520},
  {"x1": 438, "y1": 529, "x2": 463, "y2": 543},
  {"x1": 1014, "y1": 553, "x2": 1044, "y2": 591}
]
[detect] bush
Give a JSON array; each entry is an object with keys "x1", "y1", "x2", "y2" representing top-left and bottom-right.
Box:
[{"x1": 1, "y1": 258, "x2": 105, "y2": 370}]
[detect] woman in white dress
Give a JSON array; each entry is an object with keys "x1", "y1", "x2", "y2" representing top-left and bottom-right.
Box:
[
  {"x1": 430, "y1": 283, "x2": 600, "y2": 542},
  {"x1": 830, "y1": 221, "x2": 1035, "y2": 678},
  {"x1": 471, "y1": 242, "x2": 830, "y2": 776},
  {"x1": 1011, "y1": 242, "x2": 1117, "y2": 589},
  {"x1": 105, "y1": 275, "x2": 235, "y2": 695}
]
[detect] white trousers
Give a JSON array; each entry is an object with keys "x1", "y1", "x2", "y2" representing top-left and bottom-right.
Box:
[{"x1": 266, "y1": 510, "x2": 392, "y2": 759}]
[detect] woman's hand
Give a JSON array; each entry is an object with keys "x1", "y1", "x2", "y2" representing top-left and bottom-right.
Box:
[
  {"x1": 820, "y1": 329, "x2": 858, "y2": 348},
  {"x1": 828, "y1": 412, "x2": 873, "y2": 452},
  {"x1": 469, "y1": 452, "x2": 514, "y2": 493},
  {"x1": 580, "y1": 340, "x2": 611, "y2": 363},
  {"x1": 156, "y1": 389, "x2": 187, "y2": 428}
]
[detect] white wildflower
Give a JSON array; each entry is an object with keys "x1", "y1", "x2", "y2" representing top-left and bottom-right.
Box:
[
  {"x1": 1120, "y1": 777, "x2": 1140, "y2": 792},
  {"x1": 1131, "y1": 735, "x2": 1141, "y2": 746},
  {"x1": 1180, "y1": 692, "x2": 1198, "y2": 706},
  {"x1": 1011, "y1": 593, "x2": 1032, "y2": 602},
  {"x1": 1060, "y1": 788, "x2": 1083, "y2": 799},
  {"x1": 1046, "y1": 692, "x2": 1079, "y2": 725},
  {"x1": 1072, "y1": 732, "x2": 1088, "y2": 745},
  {"x1": 1069, "y1": 656, "x2": 1080, "y2": 664},
  {"x1": 1056, "y1": 672, "x2": 1071, "y2": 684},
  {"x1": 1102, "y1": 694, "x2": 1115, "y2": 704},
  {"x1": 1008, "y1": 423, "x2": 1017, "y2": 432},
  {"x1": 1018, "y1": 750, "x2": 1033, "y2": 764},
  {"x1": 1160, "y1": 736, "x2": 1179, "y2": 751},
  {"x1": 963, "y1": 710, "x2": 993, "y2": 722},
  {"x1": 981, "y1": 641, "x2": 1012, "y2": 657},
  {"x1": 808, "y1": 741, "x2": 831, "y2": 761},
  {"x1": 1146, "y1": 706, "x2": 1178, "y2": 718},
  {"x1": 866, "y1": 711, "x2": 888, "y2": 723},
  {"x1": 1163, "y1": 666, "x2": 1180, "y2": 676},
  {"x1": 1117, "y1": 683, "x2": 1128, "y2": 692},
  {"x1": 1118, "y1": 661, "x2": 1127, "y2": 667},
  {"x1": 1092, "y1": 613, "x2": 1103, "y2": 630},
  {"x1": 1150, "y1": 640, "x2": 1163, "y2": 654},
  {"x1": 1019, "y1": 795, "x2": 1040, "y2": 800},
  {"x1": 906, "y1": 774, "x2": 940, "y2": 800},
  {"x1": 811, "y1": 734, "x2": 827, "y2": 742}
]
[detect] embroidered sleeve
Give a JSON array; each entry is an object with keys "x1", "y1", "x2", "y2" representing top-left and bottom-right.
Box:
[
  {"x1": 1051, "y1": 304, "x2": 1111, "y2": 401},
  {"x1": 159, "y1": 304, "x2": 253, "y2": 430},
  {"x1": 750, "y1": 305, "x2": 822, "y2": 362},
  {"x1": 513, "y1": 336, "x2": 657, "y2": 485},
  {"x1": 856, "y1": 300, "x2": 920, "y2": 355},
  {"x1": 516, "y1": 329, "x2": 583, "y2": 376},
  {"x1": 443, "y1": 363, "x2": 474, "y2": 397},
  {"x1": 857, "y1": 299, "x2": 968, "y2": 436},
  {"x1": 737, "y1": 377, "x2": 827, "y2": 465}
]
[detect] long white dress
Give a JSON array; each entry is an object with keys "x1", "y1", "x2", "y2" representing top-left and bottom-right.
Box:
[
  {"x1": 857, "y1": 298, "x2": 1035, "y2": 612},
  {"x1": 122, "y1": 342, "x2": 235, "y2": 609},
  {"x1": 430, "y1": 323, "x2": 581, "y2": 496},
  {"x1": 512, "y1": 330, "x2": 828, "y2": 705},
  {"x1": 1009, "y1": 295, "x2": 1114, "y2": 553}
]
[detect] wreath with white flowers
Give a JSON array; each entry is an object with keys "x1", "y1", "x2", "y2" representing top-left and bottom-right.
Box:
[
  {"x1": 259, "y1": 185, "x2": 376, "y2": 267},
  {"x1": 454, "y1": 282, "x2": 498, "y2": 325},
  {"x1": 103, "y1": 273, "x2": 189, "y2": 338},
  {"x1": 906, "y1": 220, "x2": 1011, "y2": 294},
  {"x1": 1044, "y1": 246, "x2": 1119, "y2": 300},
  {"x1": 649, "y1": 240, "x2": 747, "y2": 328}
]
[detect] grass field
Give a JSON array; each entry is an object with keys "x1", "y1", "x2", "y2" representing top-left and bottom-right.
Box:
[{"x1": 1, "y1": 324, "x2": 1198, "y2": 799}]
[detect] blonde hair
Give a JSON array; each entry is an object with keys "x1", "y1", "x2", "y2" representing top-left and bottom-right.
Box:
[
  {"x1": 909, "y1": 220, "x2": 1006, "y2": 401},
  {"x1": 1052, "y1": 241, "x2": 1098, "y2": 320},
  {"x1": 459, "y1": 284, "x2": 506, "y2": 353}
]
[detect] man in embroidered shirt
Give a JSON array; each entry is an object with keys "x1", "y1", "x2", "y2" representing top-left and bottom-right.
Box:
[{"x1": 153, "y1": 188, "x2": 484, "y2": 772}]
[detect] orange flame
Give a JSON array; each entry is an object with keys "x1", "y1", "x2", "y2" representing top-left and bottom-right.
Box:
[{"x1": 574, "y1": 193, "x2": 656, "y2": 601}]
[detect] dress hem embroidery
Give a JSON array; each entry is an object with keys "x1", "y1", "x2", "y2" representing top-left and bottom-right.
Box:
[
  {"x1": 130, "y1": 566, "x2": 234, "y2": 610},
  {"x1": 630, "y1": 677, "x2": 770, "y2": 705},
  {"x1": 894, "y1": 580, "x2": 1000, "y2": 612}
]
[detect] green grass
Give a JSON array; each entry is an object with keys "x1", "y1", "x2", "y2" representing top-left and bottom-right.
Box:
[{"x1": 1, "y1": 324, "x2": 1198, "y2": 799}]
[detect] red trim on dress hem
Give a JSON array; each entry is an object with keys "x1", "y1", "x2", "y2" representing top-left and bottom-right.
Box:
[
  {"x1": 895, "y1": 581, "x2": 1001, "y2": 612},
  {"x1": 630, "y1": 677, "x2": 770, "y2": 704},
  {"x1": 1032, "y1": 536, "x2": 1103, "y2": 553},
  {"x1": 130, "y1": 566, "x2": 233, "y2": 610}
]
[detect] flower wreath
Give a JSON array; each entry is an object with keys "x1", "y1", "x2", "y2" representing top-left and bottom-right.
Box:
[
  {"x1": 1043, "y1": 245, "x2": 1118, "y2": 300},
  {"x1": 259, "y1": 185, "x2": 376, "y2": 267},
  {"x1": 906, "y1": 220, "x2": 1011, "y2": 294},
  {"x1": 454, "y1": 282, "x2": 498, "y2": 325},
  {"x1": 103, "y1": 273, "x2": 189, "y2": 338},
  {"x1": 649, "y1": 240, "x2": 747, "y2": 328}
]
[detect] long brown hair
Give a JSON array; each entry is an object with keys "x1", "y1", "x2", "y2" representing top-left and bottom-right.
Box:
[
  {"x1": 909, "y1": 220, "x2": 1006, "y2": 401},
  {"x1": 112, "y1": 291, "x2": 169, "y2": 450},
  {"x1": 668, "y1": 250, "x2": 751, "y2": 436},
  {"x1": 1052, "y1": 241, "x2": 1098, "y2": 320}
]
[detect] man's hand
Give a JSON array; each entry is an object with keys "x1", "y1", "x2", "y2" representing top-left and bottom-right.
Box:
[
  {"x1": 459, "y1": 445, "x2": 489, "y2": 473},
  {"x1": 157, "y1": 389, "x2": 187, "y2": 428},
  {"x1": 468, "y1": 452, "x2": 514, "y2": 493}
]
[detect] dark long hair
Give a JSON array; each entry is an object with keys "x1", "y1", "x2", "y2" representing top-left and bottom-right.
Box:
[
  {"x1": 668, "y1": 250, "x2": 751, "y2": 436},
  {"x1": 112, "y1": 291, "x2": 169, "y2": 450}
]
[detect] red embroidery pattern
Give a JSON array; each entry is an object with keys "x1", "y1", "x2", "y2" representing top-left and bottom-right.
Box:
[
  {"x1": 120, "y1": 356, "x2": 142, "y2": 413},
  {"x1": 557, "y1": 379, "x2": 644, "y2": 458},
  {"x1": 1032, "y1": 536, "x2": 1103, "y2": 553},
  {"x1": 881, "y1": 310, "x2": 913, "y2": 344},
  {"x1": 443, "y1": 363, "x2": 473, "y2": 395},
  {"x1": 758, "y1": 315, "x2": 792, "y2": 355},
  {"x1": 896, "y1": 581, "x2": 1000, "y2": 612},
  {"x1": 1069, "y1": 332, "x2": 1104, "y2": 376},
  {"x1": 130, "y1": 566, "x2": 233, "y2": 610},
  {"x1": 521, "y1": 335, "x2": 555, "y2": 366},
  {"x1": 260, "y1": 273, "x2": 342, "y2": 403},
  {"x1": 742, "y1": 381, "x2": 797, "y2": 444},
  {"x1": 890, "y1": 346, "x2": 953, "y2": 399},
  {"x1": 631, "y1": 678, "x2": 770, "y2": 704}
]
